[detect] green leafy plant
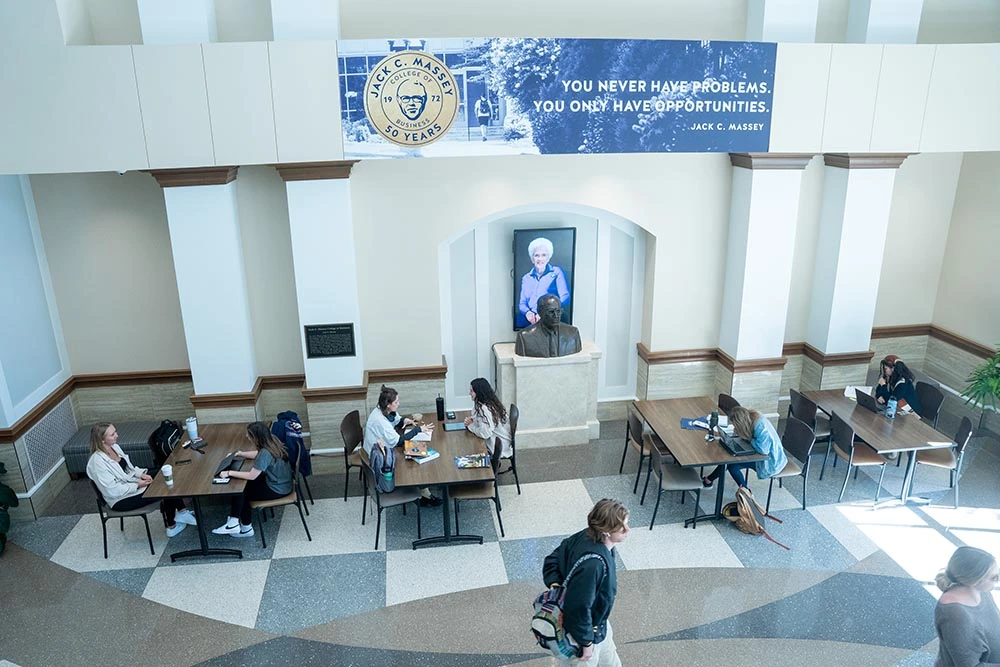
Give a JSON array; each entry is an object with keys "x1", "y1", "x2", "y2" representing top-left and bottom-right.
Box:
[
  {"x1": 961, "y1": 345, "x2": 1000, "y2": 432},
  {"x1": 0, "y1": 461, "x2": 20, "y2": 555}
]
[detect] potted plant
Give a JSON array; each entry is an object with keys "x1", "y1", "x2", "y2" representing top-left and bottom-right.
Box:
[
  {"x1": 961, "y1": 345, "x2": 1000, "y2": 434},
  {"x1": 0, "y1": 461, "x2": 20, "y2": 556}
]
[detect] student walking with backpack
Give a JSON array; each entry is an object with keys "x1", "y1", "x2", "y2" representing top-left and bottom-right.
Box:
[{"x1": 541, "y1": 499, "x2": 629, "y2": 666}]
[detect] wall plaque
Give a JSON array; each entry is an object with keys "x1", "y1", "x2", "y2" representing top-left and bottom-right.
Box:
[{"x1": 305, "y1": 323, "x2": 356, "y2": 359}]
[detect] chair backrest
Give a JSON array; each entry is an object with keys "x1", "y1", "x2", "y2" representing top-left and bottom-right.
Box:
[
  {"x1": 509, "y1": 403, "x2": 519, "y2": 444},
  {"x1": 915, "y1": 381, "x2": 945, "y2": 422},
  {"x1": 649, "y1": 438, "x2": 666, "y2": 476},
  {"x1": 830, "y1": 412, "x2": 856, "y2": 456},
  {"x1": 358, "y1": 449, "x2": 381, "y2": 503},
  {"x1": 954, "y1": 416, "x2": 973, "y2": 455},
  {"x1": 719, "y1": 393, "x2": 740, "y2": 416},
  {"x1": 788, "y1": 388, "x2": 818, "y2": 428},
  {"x1": 88, "y1": 479, "x2": 108, "y2": 513},
  {"x1": 782, "y1": 417, "x2": 816, "y2": 465},
  {"x1": 491, "y1": 437, "x2": 504, "y2": 475},
  {"x1": 340, "y1": 410, "x2": 363, "y2": 455},
  {"x1": 627, "y1": 410, "x2": 644, "y2": 446}
]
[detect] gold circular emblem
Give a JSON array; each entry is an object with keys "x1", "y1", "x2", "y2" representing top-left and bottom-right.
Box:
[{"x1": 363, "y1": 51, "x2": 459, "y2": 148}]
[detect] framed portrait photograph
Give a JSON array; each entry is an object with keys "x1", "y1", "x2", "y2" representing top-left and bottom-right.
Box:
[{"x1": 512, "y1": 228, "x2": 576, "y2": 330}]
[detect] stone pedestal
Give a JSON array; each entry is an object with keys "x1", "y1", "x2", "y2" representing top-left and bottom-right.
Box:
[{"x1": 494, "y1": 341, "x2": 602, "y2": 449}]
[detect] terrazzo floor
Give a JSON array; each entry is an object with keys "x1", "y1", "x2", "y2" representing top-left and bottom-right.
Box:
[{"x1": 3, "y1": 409, "x2": 999, "y2": 666}]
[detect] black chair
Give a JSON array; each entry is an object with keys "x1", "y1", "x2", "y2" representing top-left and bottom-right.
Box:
[
  {"x1": 340, "y1": 410, "x2": 364, "y2": 502},
  {"x1": 916, "y1": 416, "x2": 973, "y2": 508},
  {"x1": 766, "y1": 417, "x2": 816, "y2": 513},
  {"x1": 828, "y1": 412, "x2": 888, "y2": 504},
  {"x1": 452, "y1": 437, "x2": 506, "y2": 537},
  {"x1": 249, "y1": 445, "x2": 312, "y2": 549},
  {"x1": 89, "y1": 480, "x2": 157, "y2": 559},
  {"x1": 645, "y1": 441, "x2": 702, "y2": 529},
  {"x1": 788, "y1": 388, "x2": 832, "y2": 479},
  {"x1": 619, "y1": 409, "x2": 656, "y2": 494},
  {"x1": 718, "y1": 393, "x2": 740, "y2": 416},
  {"x1": 915, "y1": 381, "x2": 945, "y2": 429},
  {"x1": 360, "y1": 450, "x2": 422, "y2": 550},
  {"x1": 496, "y1": 403, "x2": 521, "y2": 494}
]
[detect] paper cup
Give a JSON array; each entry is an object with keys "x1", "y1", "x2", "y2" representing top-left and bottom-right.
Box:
[
  {"x1": 185, "y1": 417, "x2": 198, "y2": 440},
  {"x1": 161, "y1": 464, "x2": 174, "y2": 486}
]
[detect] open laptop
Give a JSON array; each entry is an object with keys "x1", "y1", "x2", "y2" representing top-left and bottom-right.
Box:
[
  {"x1": 855, "y1": 388, "x2": 886, "y2": 414},
  {"x1": 213, "y1": 452, "x2": 246, "y2": 477},
  {"x1": 718, "y1": 431, "x2": 757, "y2": 457}
]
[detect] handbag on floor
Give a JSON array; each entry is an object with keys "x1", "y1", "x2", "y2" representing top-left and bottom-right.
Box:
[{"x1": 531, "y1": 553, "x2": 607, "y2": 659}]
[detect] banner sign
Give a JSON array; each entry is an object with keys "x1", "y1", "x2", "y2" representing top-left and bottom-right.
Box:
[{"x1": 340, "y1": 38, "x2": 777, "y2": 159}]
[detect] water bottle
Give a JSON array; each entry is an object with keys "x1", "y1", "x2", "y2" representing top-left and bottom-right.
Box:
[
  {"x1": 436, "y1": 394, "x2": 445, "y2": 421},
  {"x1": 886, "y1": 397, "x2": 897, "y2": 420}
]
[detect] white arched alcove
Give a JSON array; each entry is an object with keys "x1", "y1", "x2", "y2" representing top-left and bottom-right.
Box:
[{"x1": 439, "y1": 203, "x2": 650, "y2": 412}]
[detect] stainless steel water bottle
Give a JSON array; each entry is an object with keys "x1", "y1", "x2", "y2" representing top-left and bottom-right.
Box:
[{"x1": 436, "y1": 394, "x2": 445, "y2": 421}]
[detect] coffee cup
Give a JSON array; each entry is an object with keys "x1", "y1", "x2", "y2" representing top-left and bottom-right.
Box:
[
  {"x1": 161, "y1": 464, "x2": 174, "y2": 486},
  {"x1": 411, "y1": 413, "x2": 423, "y2": 423},
  {"x1": 185, "y1": 416, "x2": 198, "y2": 440}
]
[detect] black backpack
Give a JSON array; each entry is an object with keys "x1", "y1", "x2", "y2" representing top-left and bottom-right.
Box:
[{"x1": 148, "y1": 420, "x2": 181, "y2": 468}]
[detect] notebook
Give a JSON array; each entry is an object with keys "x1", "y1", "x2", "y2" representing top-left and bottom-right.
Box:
[
  {"x1": 443, "y1": 422, "x2": 466, "y2": 432},
  {"x1": 855, "y1": 388, "x2": 886, "y2": 414}
]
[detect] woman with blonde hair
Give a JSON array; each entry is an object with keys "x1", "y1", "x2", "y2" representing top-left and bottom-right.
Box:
[
  {"x1": 934, "y1": 546, "x2": 1000, "y2": 666},
  {"x1": 85, "y1": 422, "x2": 195, "y2": 538},
  {"x1": 702, "y1": 406, "x2": 787, "y2": 491}
]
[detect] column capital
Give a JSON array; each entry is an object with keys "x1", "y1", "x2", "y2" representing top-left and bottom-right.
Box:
[
  {"x1": 729, "y1": 153, "x2": 814, "y2": 170},
  {"x1": 147, "y1": 166, "x2": 239, "y2": 188},
  {"x1": 823, "y1": 153, "x2": 912, "y2": 169},
  {"x1": 274, "y1": 160, "x2": 360, "y2": 182}
]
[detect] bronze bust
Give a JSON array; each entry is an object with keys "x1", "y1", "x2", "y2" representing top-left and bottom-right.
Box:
[{"x1": 515, "y1": 294, "x2": 582, "y2": 358}]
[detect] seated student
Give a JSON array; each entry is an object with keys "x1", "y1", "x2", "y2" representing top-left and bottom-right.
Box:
[
  {"x1": 212, "y1": 422, "x2": 293, "y2": 538},
  {"x1": 464, "y1": 377, "x2": 512, "y2": 458},
  {"x1": 875, "y1": 354, "x2": 900, "y2": 405},
  {"x1": 877, "y1": 358, "x2": 922, "y2": 414},
  {"x1": 364, "y1": 385, "x2": 440, "y2": 506},
  {"x1": 86, "y1": 422, "x2": 196, "y2": 538},
  {"x1": 702, "y1": 406, "x2": 787, "y2": 490}
]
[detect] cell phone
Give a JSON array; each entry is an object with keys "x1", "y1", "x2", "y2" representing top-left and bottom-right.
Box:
[
  {"x1": 446, "y1": 411, "x2": 456, "y2": 420},
  {"x1": 212, "y1": 477, "x2": 230, "y2": 484},
  {"x1": 175, "y1": 459, "x2": 191, "y2": 465}
]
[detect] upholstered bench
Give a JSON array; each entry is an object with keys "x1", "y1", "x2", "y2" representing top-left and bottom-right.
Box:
[{"x1": 63, "y1": 421, "x2": 161, "y2": 479}]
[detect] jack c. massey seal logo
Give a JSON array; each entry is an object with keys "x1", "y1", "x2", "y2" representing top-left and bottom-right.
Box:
[{"x1": 364, "y1": 51, "x2": 459, "y2": 147}]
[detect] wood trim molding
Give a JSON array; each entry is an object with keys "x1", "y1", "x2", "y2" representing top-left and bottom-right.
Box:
[
  {"x1": 717, "y1": 350, "x2": 787, "y2": 373},
  {"x1": 74, "y1": 370, "x2": 193, "y2": 388},
  {"x1": 929, "y1": 326, "x2": 995, "y2": 359},
  {"x1": 782, "y1": 342, "x2": 806, "y2": 357},
  {"x1": 729, "y1": 153, "x2": 814, "y2": 170},
  {"x1": 274, "y1": 161, "x2": 359, "y2": 182},
  {"x1": 364, "y1": 356, "x2": 448, "y2": 384},
  {"x1": 803, "y1": 343, "x2": 874, "y2": 366},
  {"x1": 870, "y1": 324, "x2": 932, "y2": 339},
  {"x1": 302, "y1": 386, "x2": 368, "y2": 402},
  {"x1": 189, "y1": 376, "x2": 262, "y2": 410},
  {"x1": 822, "y1": 153, "x2": 911, "y2": 170},
  {"x1": 259, "y1": 374, "x2": 306, "y2": 390},
  {"x1": 147, "y1": 166, "x2": 239, "y2": 187},
  {"x1": 0, "y1": 377, "x2": 74, "y2": 443},
  {"x1": 636, "y1": 343, "x2": 716, "y2": 364}
]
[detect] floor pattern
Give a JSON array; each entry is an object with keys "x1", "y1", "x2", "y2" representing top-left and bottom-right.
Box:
[{"x1": 3, "y1": 411, "x2": 999, "y2": 666}]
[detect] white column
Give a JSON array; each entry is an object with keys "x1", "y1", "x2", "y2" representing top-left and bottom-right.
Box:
[
  {"x1": 276, "y1": 162, "x2": 363, "y2": 389},
  {"x1": 847, "y1": 0, "x2": 924, "y2": 44},
  {"x1": 270, "y1": 0, "x2": 340, "y2": 40},
  {"x1": 806, "y1": 154, "x2": 909, "y2": 354},
  {"x1": 746, "y1": 0, "x2": 820, "y2": 43},
  {"x1": 720, "y1": 154, "x2": 812, "y2": 361},
  {"x1": 137, "y1": 0, "x2": 217, "y2": 45},
  {"x1": 153, "y1": 168, "x2": 257, "y2": 395}
]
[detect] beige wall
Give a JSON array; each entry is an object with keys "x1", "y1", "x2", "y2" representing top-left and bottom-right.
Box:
[
  {"x1": 933, "y1": 152, "x2": 1000, "y2": 347},
  {"x1": 873, "y1": 152, "x2": 962, "y2": 327},
  {"x1": 784, "y1": 156, "x2": 824, "y2": 344},
  {"x1": 349, "y1": 152, "x2": 733, "y2": 368},
  {"x1": 30, "y1": 171, "x2": 190, "y2": 373}
]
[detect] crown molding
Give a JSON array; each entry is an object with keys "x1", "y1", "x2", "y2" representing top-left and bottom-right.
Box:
[
  {"x1": 274, "y1": 161, "x2": 360, "y2": 182},
  {"x1": 823, "y1": 153, "x2": 911, "y2": 169},
  {"x1": 147, "y1": 166, "x2": 239, "y2": 187},
  {"x1": 729, "y1": 153, "x2": 814, "y2": 170}
]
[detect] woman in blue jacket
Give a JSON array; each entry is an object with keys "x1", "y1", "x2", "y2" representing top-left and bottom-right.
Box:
[{"x1": 703, "y1": 406, "x2": 787, "y2": 489}]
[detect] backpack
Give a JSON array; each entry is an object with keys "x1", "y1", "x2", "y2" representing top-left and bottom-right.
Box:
[
  {"x1": 723, "y1": 486, "x2": 789, "y2": 550},
  {"x1": 367, "y1": 444, "x2": 396, "y2": 493},
  {"x1": 531, "y1": 553, "x2": 607, "y2": 660},
  {"x1": 148, "y1": 420, "x2": 181, "y2": 468}
]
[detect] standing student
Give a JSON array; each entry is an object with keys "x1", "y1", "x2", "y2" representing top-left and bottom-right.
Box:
[
  {"x1": 86, "y1": 423, "x2": 196, "y2": 538},
  {"x1": 475, "y1": 93, "x2": 492, "y2": 141},
  {"x1": 703, "y1": 406, "x2": 787, "y2": 491},
  {"x1": 543, "y1": 499, "x2": 629, "y2": 666},
  {"x1": 212, "y1": 422, "x2": 293, "y2": 538},
  {"x1": 364, "y1": 385, "x2": 440, "y2": 506},
  {"x1": 464, "y1": 377, "x2": 512, "y2": 458},
  {"x1": 934, "y1": 546, "x2": 1000, "y2": 666}
]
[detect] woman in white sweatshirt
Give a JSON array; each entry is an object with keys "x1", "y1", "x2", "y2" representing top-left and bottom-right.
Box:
[
  {"x1": 465, "y1": 378, "x2": 512, "y2": 458},
  {"x1": 85, "y1": 422, "x2": 196, "y2": 538}
]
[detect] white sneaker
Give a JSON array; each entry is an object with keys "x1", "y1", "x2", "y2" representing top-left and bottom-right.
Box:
[
  {"x1": 174, "y1": 509, "x2": 198, "y2": 526},
  {"x1": 166, "y1": 523, "x2": 186, "y2": 538},
  {"x1": 212, "y1": 518, "x2": 240, "y2": 535},
  {"x1": 232, "y1": 524, "x2": 255, "y2": 538}
]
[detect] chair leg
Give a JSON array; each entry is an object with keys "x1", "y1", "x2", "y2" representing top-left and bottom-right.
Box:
[
  {"x1": 949, "y1": 469, "x2": 955, "y2": 488},
  {"x1": 854, "y1": 467, "x2": 859, "y2": 480},
  {"x1": 258, "y1": 509, "x2": 268, "y2": 549},
  {"x1": 691, "y1": 488, "x2": 701, "y2": 529},
  {"x1": 362, "y1": 486, "x2": 368, "y2": 525},
  {"x1": 297, "y1": 478, "x2": 310, "y2": 517},
  {"x1": 874, "y1": 465, "x2": 886, "y2": 506},
  {"x1": 416, "y1": 501, "x2": 422, "y2": 539},
  {"x1": 954, "y1": 474, "x2": 960, "y2": 509},
  {"x1": 649, "y1": 486, "x2": 662, "y2": 530},
  {"x1": 344, "y1": 465, "x2": 351, "y2": 502},
  {"x1": 494, "y1": 497, "x2": 505, "y2": 538},
  {"x1": 802, "y1": 471, "x2": 809, "y2": 511},
  {"x1": 296, "y1": 501, "x2": 312, "y2": 542},
  {"x1": 120, "y1": 517, "x2": 124, "y2": 532},
  {"x1": 838, "y1": 464, "x2": 852, "y2": 502},
  {"x1": 454, "y1": 499, "x2": 461, "y2": 535},
  {"x1": 640, "y1": 462, "x2": 653, "y2": 505},
  {"x1": 303, "y1": 475, "x2": 314, "y2": 505},
  {"x1": 402, "y1": 503, "x2": 407, "y2": 516},
  {"x1": 101, "y1": 518, "x2": 109, "y2": 559},
  {"x1": 766, "y1": 478, "x2": 775, "y2": 514},
  {"x1": 820, "y1": 448, "x2": 830, "y2": 481},
  {"x1": 374, "y1": 508, "x2": 382, "y2": 551},
  {"x1": 142, "y1": 515, "x2": 155, "y2": 556},
  {"x1": 512, "y1": 460, "x2": 521, "y2": 495},
  {"x1": 632, "y1": 453, "x2": 646, "y2": 493},
  {"x1": 618, "y1": 439, "x2": 630, "y2": 474}
]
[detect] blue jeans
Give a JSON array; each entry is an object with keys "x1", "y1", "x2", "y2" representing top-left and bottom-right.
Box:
[{"x1": 706, "y1": 463, "x2": 754, "y2": 488}]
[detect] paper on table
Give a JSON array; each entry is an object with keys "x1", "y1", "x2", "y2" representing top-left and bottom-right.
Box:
[
  {"x1": 844, "y1": 385, "x2": 873, "y2": 399},
  {"x1": 412, "y1": 431, "x2": 432, "y2": 442}
]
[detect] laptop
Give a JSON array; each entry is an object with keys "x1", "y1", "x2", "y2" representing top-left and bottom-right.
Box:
[
  {"x1": 718, "y1": 432, "x2": 757, "y2": 457},
  {"x1": 855, "y1": 388, "x2": 886, "y2": 414},
  {"x1": 213, "y1": 453, "x2": 246, "y2": 477}
]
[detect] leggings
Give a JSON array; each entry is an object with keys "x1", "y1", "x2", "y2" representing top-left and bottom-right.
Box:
[
  {"x1": 230, "y1": 474, "x2": 285, "y2": 525},
  {"x1": 111, "y1": 495, "x2": 185, "y2": 525},
  {"x1": 706, "y1": 462, "x2": 754, "y2": 488}
]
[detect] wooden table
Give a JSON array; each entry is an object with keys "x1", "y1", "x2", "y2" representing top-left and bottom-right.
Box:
[
  {"x1": 144, "y1": 423, "x2": 249, "y2": 561},
  {"x1": 393, "y1": 414, "x2": 495, "y2": 549},
  {"x1": 804, "y1": 389, "x2": 954, "y2": 504},
  {"x1": 634, "y1": 397, "x2": 765, "y2": 527}
]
